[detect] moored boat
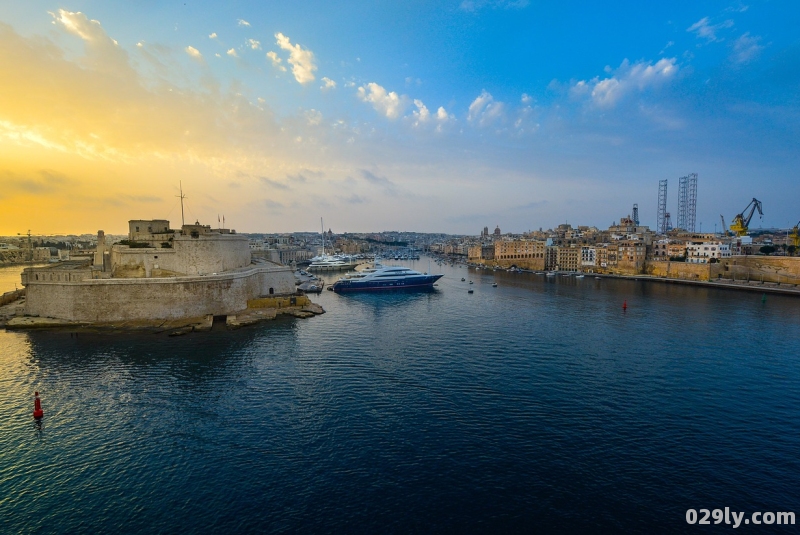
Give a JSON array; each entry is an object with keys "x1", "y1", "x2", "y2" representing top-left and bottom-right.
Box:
[{"x1": 332, "y1": 265, "x2": 443, "y2": 293}]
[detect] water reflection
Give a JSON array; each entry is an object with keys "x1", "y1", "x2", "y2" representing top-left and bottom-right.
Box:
[{"x1": 22, "y1": 322, "x2": 294, "y2": 385}]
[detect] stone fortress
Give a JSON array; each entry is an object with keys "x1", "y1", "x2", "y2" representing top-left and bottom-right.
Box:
[{"x1": 20, "y1": 219, "x2": 297, "y2": 323}]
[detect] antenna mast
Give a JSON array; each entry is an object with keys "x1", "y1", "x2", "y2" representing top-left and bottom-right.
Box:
[{"x1": 177, "y1": 182, "x2": 186, "y2": 227}]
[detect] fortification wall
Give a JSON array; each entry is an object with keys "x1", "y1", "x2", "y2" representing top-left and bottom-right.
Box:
[
  {"x1": 110, "y1": 234, "x2": 251, "y2": 277},
  {"x1": 478, "y1": 258, "x2": 546, "y2": 270},
  {"x1": 24, "y1": 266, "x2": 295, "y2": 322},
  {"x1": 171, "y1": 234, "x2": 251, "y2": 274},
  {"x1": 718, "y1": 256, "x2": 800, "y2": 284},
  {"x1": 645, "y1": 261, "x2": 723, "y2": 281}
]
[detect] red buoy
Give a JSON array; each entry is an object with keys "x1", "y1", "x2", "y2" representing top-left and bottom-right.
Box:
[
  {"x1": 622, "y1": 300, "x2": 627, "y2": 311},
  {"x1": 33, "y1": 391, "x2": 43, "y2": 419}
]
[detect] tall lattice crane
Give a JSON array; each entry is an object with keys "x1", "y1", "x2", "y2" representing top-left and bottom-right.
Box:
[{"x1": 729, "y1": 198, "x2": 763, "y2": 237}]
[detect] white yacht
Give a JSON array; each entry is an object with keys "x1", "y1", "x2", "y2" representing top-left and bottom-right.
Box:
[{"x1": 332, "y1": 265, "x2": 443, "y2": 293}]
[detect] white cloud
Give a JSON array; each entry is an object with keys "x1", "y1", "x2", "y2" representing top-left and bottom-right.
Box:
[
  {"x1": 411, "y1": 99, "x2": 430, "y2": 126},
  {"x1": 357, "y1": 83, "x2": 406, "y2": 119},
  {"x1": 266, "y1": 51, "x2": 286, "y2": 72},
  {"x1": 435, "y1": 107, "x2": 455, "y2": 132},
  {"x1": 321, "y1": 77, "x2": 336, "y2": 91},
  {"x1": 274, "y1": 32, "x2": 317, "y2": 84},
  {"x1": 248, "y1": 39, "x2": 261, "y2": 50},
  {"x1": 49, "y1": 9, "x2": 109, "y2": 43},
  {"x1": 687, "y1": 17, "x2": 734, "y2": 42},
  {"x1": 48, "y1": 9, "x2": 130, "y2": 77},
  {"x1": 521, "y1": 93, "x2": 532, "y2": 104},
  {"x1": 305, "y1": 109, "x2": 323, "y2": 126},
  {"x1": 237, "y1": 19, "x2": 251, "y2": 27},
  {"x1": 572, "y1": 58, "x2": 678, "y2": 108},
  {"x1": 513, "y1": 103, "x2": 538, "y2": 134},
  {"x1": 227, "y1": 48, "x2": 238, "y2": 58},
  {"x1": 209, "y1": 32, "x2": 218, "y2": 40},
  {"x1": 184, "y1": 46, "x2": 203, "y2": 61},
  {"x1": 468, "y1": 90, "x2": 505, "y2": 127},
  {"x1": 731, "y1": 32, "x2": 764, "y2": 64}
]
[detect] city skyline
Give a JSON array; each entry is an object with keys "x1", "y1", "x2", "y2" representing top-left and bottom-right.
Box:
[{"x1": 1, "y1": 1, "x2": 798, "y2": 235}]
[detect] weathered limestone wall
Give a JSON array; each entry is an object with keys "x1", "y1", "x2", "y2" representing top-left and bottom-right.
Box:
[
  {"x1": 645, "y1": 261, "x2": 723, "y2": 281},
  {"x1": 24, "y1": 266, "x2": 296, "y2": 322},
  {"x1": 718, "y1": 256, "x2": 800, "y2": 284},
  {"x1": 477, "y1": 258, "x2": 546, "y2": 270},
  {"x1": 171, "y1": 234, "x2": 251, "y2": 274},
  {"x1": 110, "y1": 234, "x2": 251, "y2": 277},
  {"x1": 21, "y1": 265, "x2": 93, "y2": 284}
]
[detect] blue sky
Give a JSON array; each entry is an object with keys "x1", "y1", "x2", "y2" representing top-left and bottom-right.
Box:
[{"x1": 0, "y1": 1, "x2": 798, "y2": 234}]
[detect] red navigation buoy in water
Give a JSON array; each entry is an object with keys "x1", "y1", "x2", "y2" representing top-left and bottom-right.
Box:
[
  {"x1": 33, "y1": 391, "x2": 43, "y2": 419},
  {"x1": 622, "y1": 300, "x2": 627, "y2": 311}
]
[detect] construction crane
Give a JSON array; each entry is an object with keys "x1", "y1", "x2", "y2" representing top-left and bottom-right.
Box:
[
  {"x1": 729, "y1": 198, "x2": 763, "y2": 237},
  {"x1": 719, "y1": 215, "x2": 729, "y2": 237},
  {"x1": 790, "y1": 220, "x2": 800, "y2": 248},
  {"x1": 16, "y1": 230, "x2": 35, "y2": 262}
]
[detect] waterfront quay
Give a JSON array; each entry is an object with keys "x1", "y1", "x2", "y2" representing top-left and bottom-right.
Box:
[
  {"x1": 457, "y1": 217, "x2": 800, "y2": 288},
  {"x1": 589, "y1": 271, "x2": 800, "y2": 296}
]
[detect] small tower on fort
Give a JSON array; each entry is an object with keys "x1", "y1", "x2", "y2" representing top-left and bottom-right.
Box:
[{"x1": 93, "y1": 230, "x2": 107, "y2": 269}]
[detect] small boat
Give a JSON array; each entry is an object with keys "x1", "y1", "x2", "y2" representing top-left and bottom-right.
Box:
[
  {"x1": 468, "y1": 289, "x2": 474, "y2": 294},
  {"x1": 492, "y1": 283, "x2": 498, "y2": 287},
  {"x1": 595, "y1": 276, "x2": 601, "y2": 280},
  {"x1": 575, "y1": 275, "x2": 584, "y2": 279},
  {"x1": 546, "y1": 272, "x2": 555, "y2": 277},
  {"x1": 469, "y1": 280, "x2": 473, "y2": 284},
  {"x1": 461, "y1": 277, "x2": 465, "y2": 281}
]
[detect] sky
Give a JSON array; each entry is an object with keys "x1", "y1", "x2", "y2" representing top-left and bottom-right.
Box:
[{"x1": 0, "y1": 1, "x2": 798, "y2": 235}]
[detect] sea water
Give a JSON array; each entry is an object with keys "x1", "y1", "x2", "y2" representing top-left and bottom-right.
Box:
[{"x1": 1, "y1": 262, "x2": 798, "y2": 533}]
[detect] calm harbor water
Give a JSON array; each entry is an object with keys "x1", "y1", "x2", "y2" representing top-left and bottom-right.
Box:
[{"x1": 1, "y1": 260, "x2": 799, "y2": 533}]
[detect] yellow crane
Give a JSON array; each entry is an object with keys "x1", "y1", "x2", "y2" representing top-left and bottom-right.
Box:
[
  {"x1": 790, "y1": 221, "x2": 800, "y2": 248},
  {"x1": 729, "y1": 198, "x2": 763, "y2": 237}
]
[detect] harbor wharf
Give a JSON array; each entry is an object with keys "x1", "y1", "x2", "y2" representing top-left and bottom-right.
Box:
[{"x1": 589, "y1": 272, "x2": 800, "y2": 297}]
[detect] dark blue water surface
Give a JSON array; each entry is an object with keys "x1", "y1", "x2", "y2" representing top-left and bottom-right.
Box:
[{"x1": 1, "y1": 261, "x2": 799, "y2": 534}]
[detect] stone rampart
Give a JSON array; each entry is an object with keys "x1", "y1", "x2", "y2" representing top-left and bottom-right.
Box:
[
  {"x1": 110, "y1": 234, "x2": 251, "y2": 277},
  {"x1": 718, "y1": 256, "x2": 800, "y2": 284},
  {"x1": 645, "y1": 261, "x2": 723, "y2": 281},
  {"x1": 24, "y1": 266, "x2": 295, "y2": 322}
]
